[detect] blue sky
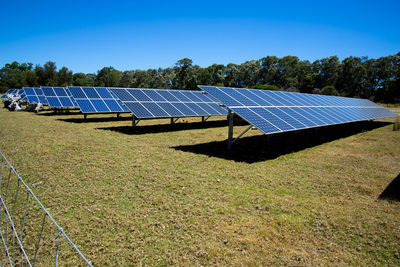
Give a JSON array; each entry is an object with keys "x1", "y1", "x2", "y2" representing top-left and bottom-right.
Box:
[{"x1": 1, "y1": 0, "x2": 399, "y2": 73}]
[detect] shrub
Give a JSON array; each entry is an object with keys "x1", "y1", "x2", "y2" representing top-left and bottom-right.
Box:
[
  {"x1": 321, "y1": 85, "x2": 339, "y2": 96},
  {"x1": 250, "y1": 84, "x2": 279, "y2": 91}
]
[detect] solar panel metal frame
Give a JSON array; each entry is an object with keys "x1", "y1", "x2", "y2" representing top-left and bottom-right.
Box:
[
  {"x1": 198, "y1": 85, "x2": 398, "y2": 150},
  {"x1": 109, "y1": 88, "x2": 227, "y2": 119},
  {"x1": 67, "y1": 87, "x2": 130, "y2": 114},
  {"x1": 41, "y1": 87, "x2": 77, "y2": 108}
]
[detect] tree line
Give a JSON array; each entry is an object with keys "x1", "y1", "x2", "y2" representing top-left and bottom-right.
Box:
[{"x1": 0, "y1": 52, "x2": 399, "y2": 103}]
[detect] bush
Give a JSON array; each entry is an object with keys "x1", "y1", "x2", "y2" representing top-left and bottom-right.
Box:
[
  {"x1": 214, "y1": 83, "x2": 224, "y2": 87},
  {"x1": 321, "y1": 85, "x2": 339, "y2": 96},
  {"x1": 250, "y1": 84, "x2": 279, "y2": 91}
]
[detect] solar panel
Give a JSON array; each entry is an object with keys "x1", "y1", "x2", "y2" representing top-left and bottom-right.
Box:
[
  {"x1": 16, "y1": 89, "x2": 28, "y2": 101},
  {"x1": 109, "y1": 88, "x2": 227, "y2": 119},
  {"x1": 24, "y1": 87, "x2": 49, "y2": 104},
  {"x1": 199, "y1": 86, "x2": 398, "y2": 136},
  {"x1": 1, "y1": 89, "x2": 13, "y2": 98},
  {"x1": 67, "y1": 87, "x2": 129, "y2": 113},
  {"x1": 41, "y1": 87, "x2": 77, "y2": 108},
  {"x1": 1, "y1": 89, "x2": 20, "y2": 99}
]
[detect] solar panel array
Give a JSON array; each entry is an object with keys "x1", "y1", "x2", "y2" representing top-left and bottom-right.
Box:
[
  {"x1": 24, "y1": 87, "x2": 49, "y2": 104},
  {"x1": 42, "y1": 87, "x2": 77, "y2": 108},
  {"x1": 110, "y1": 88, "x2": 227, "y2": 118},
  {"x1": 67, "y1": 87, "x2": 129, "y2": 113},
  {"x1": 1, "y1": 89, "x2": 19, "y2": 98},
  {"x1": 199, "y1": 86, "x2": 398, "y2": 135}
]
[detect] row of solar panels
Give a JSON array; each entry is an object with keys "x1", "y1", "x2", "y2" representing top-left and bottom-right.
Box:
[
  {"x1": 199, "y1": 86, "x2": 398, "y2": 136},
  {"x1": 2, "y1": 87, "x2": 228, "y2": 118},
  {"x1": 3, "y1": 86, "x2": 397, "y2": 138}
]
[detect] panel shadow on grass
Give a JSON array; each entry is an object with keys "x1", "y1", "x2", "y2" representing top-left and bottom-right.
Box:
[
  {"x1": 36, "y1": 109, "x2": 81, "y2": 116},
  {"x1": 57, "y1": 115, "x2": 132, "y2": 123},
  {"x1": 96, "y1": 118, "x2": 240, "y2": 135},
  {"x1": 379, "y1": 173, "x2": 400, "y2": 201},
  {"x1": 172, "y1": 121, "x2": 392, "y2": 163}
]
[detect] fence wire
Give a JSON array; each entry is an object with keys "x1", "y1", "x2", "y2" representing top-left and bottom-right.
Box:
[{"x1": 0, "y1": 152, "x2": 93, "y2": 266}]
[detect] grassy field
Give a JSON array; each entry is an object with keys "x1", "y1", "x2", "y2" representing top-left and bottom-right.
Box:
[{"x1": 0, "y1": 106, "x2": 399, "y2": 266}]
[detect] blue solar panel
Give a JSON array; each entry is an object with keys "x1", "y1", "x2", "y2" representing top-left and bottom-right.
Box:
[
  {"x1": 15, "y1": 89, "x2": 27, "y2": 101},
  {"x1": 1, "y1": 89, "x2": 12, "y2": 98},
  {"x1": 76, "y1": 100, "x2": 95, "y2": 113},
  {"x1": 67, "y1": 87, "x2": 129, "y2": 113},
  {"x1": 109, "y1": 88, "x2": 227, "y2": 119},
  {"x1": 41, "y1": 87, "x2": 77, "y2": 108},
  {"x1": 199, "y1": 86, "x2": 398, "y2": 135},
  {"x1": 23, "y1": 87, "x2": 49, "y2": 104},
  {"x1": 1, "y1": 89, "x2": 20, "y2": 98}
]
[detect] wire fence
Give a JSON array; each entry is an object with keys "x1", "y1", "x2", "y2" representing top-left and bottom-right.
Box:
[{"x1": 0, "y1": 152, "x2": 93, "y2": 266}]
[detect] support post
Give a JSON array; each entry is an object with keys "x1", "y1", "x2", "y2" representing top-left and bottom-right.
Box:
[
  {"x1": 201, "y1": 116, "x2": 205, "y2": 122},
  {"x1": 170, "y1": 118, "x2": 174, "y2": 125},
  {"x1": 83, "y1": 114, "x2": 87, "y2": 121},
  {"x1": 227, "y1": 109, "x2": 234, "y2": 152},
  {"x1": 132, "y1": 117, "x2": 140, "y2": 128},
  {"x1": 117, "y1": 113, "x2": 120, "y2": 119}
]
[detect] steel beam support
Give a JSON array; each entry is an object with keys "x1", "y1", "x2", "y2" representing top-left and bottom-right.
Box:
[
  {"x1": 232, "y1": 125, "x2": 252, "y2": 145},
  {"x1": 132, "y1": 116, "x2": 140, "y2": 128},
  {"x1": 201, "y1": 116, "x2": 210, "y2": 122},
  {"x1": 227, "y1": 110, "x2": 254, "y2": 151},
  {"x1": 227, "y1": 109, "x2": 234, "y2": 151}
]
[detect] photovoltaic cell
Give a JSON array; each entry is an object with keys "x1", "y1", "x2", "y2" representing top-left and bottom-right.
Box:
[
  {"x1": 199, "y1": 86, "x2": 398, "y2": 135},
  {"x1": 109, "y1": 88, "x2": 227, "y2": 119},
  {"x1": 67, "y1": 87, "x2": 129, "y2": 113}
]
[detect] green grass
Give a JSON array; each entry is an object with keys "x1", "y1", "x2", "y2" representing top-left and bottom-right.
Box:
[{"x1": 0, "y1": 107, "x2": 399, "y2": 266}]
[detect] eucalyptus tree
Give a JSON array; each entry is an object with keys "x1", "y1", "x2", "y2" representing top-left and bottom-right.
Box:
[
  {"x1": 0, "y1": 61, "x2": 31, "y2": 91},
  {"x1": 57, "y1": 66, "x2": 73, "y2": 86},
  {"x1": 73, "y1": 73, "x2": 95, "y2": 86},
  {"x1": 173, "y1": 58, "x2": 197, "y2": 90},
  {"x1": 312, "y1": 56, "x2": 340, "y2": 89},
  {"x1": 96, "y1": 66, "x2": 121, "y2": 87}
]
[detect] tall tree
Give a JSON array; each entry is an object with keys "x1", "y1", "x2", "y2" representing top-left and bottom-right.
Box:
[
  {"x1": 173, "y1": 58, "x2": 197, "y2": 90},
  {"x1": 0, "y1": 62, "x2": 29, "y2": 91},
  {"x1": 259, "y1": 56, "x2": 279, "y2": 86},
  {"x1": 237, "y1": 60, "x2": 260, "y2": 88},
  {"x1": 276, "y1": 56, "x2": 300, "y2": 90},
  {"x1": 73, "y1": 73, "x2": 95, "y2": 86},
  {"x1": 312, "y1": 56, "x2": 340, "y2": 89},
  {"x1": 57, "y1": 67, "x2": 73, "y2": 86},
  {"x1": 96, "y1": 67, "x2": 121, "y2": 87},
  {"x1": 336, "y1": 56, "x2": 365, "y2": 97},
  {"x1": 25, "y1": 70, "x2": 39, "y2": 87},
  {"x1": 35, "y1": 61, "x2": 58, "y2": 85},
  {"x1": 224, "y1": 63, "x2": 240, "y2": 87}
]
